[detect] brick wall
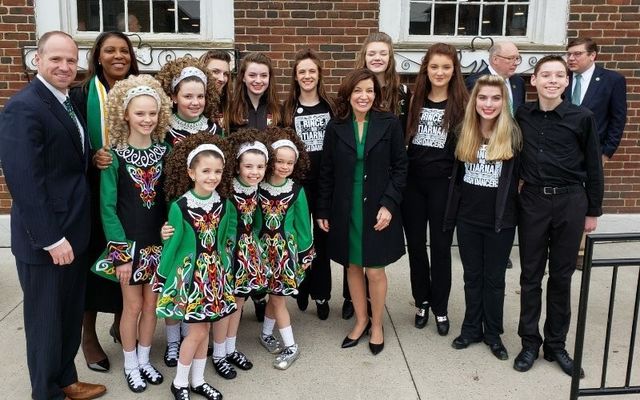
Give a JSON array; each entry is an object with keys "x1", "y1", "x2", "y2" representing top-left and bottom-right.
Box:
[
  {"x1": 568, "y1": 0, "x2": 640, "y2": 212},
  {"x1": 233, "y1": 0, "x2": 379, "y2": 97},
  {"x1": 0, "y1": 0, "x2": 36, "y2": 213}
]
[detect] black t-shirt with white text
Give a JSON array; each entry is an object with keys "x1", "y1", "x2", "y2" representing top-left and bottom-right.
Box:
[
  {"x1": 458, "y1": 144, "x2": 502, "y2": 228},
  {"x1": 293, "y1": 101, "x2": 332, "y2": 183}
]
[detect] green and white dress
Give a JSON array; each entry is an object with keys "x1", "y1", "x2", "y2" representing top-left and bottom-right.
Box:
[
  {"x1": 154, "y1": 190, "x2": 237, "y2": 322},
  {"x1": 256, "y1": 179, "x2": 315, "y2": 296},
  {"x1": 92, "y1": 142, "x2": 168, "y2": 285},
  {"x1": 167, "y1": 113, "x2": 222, "y2": 147}
]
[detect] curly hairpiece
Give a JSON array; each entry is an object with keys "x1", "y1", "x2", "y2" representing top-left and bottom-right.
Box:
[
  {"x1": 225, "y1": 128, "x2": 273, "y2": 180},
  {"x1": 163, "y1": 133, "x2": 233, "y2": 201},
  {"x1": 106, "y1": 74, "x2": 171, "y2": 148},
  {"x1": 263, "y1": 126, "x2": 310, "y2": 182},
  {"x1": 155, "y1": 56, "x2": 220, "y2": 121}
]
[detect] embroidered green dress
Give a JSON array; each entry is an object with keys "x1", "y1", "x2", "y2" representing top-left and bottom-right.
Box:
[
  {"x1": 348, "y1": 117, "x2": 368, "y2": 265},
  {"x1": 154, "y1": 190, "x2": 237, "y2": 322},
  {"x1": 166, "y1": 113, "x2": 222, "y2": 148},
  {"x1": 92, "y1": 143, "x2": 168, "y2": 285},
  {"x1": 256, "y1": 179, "x2": 315, "y2": 296}
]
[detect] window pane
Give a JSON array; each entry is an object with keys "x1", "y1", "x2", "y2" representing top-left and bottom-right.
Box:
[
  {"x1": 409, "y1": 2, "x2": 432, "y2": 35},
  {"x1": 433, "y1": 4, "x2": 456, "y2": 35},
  {"x1": 481, "y1": 5, "x2": 504, "y2": 35},
  {"x1": 153, "y1": 0, "x2": 176, "y2": 33},
  {"x1": 506, "y1": 4, "x2": 528, "y2": 36},
  {"x1": 103, "y1": 1, "x2": 126, "y2": 32},
  {"x1": 126, "y1": 0, "x2": 150, "y2": 32},
  {"x1": 458, "y1": 4, "x2": 480, "y2": 36},
  {"x1": 178, "y1": 0, "x2": 200, "y2": 33},
  {"x1": 76, "y1": 0, "x2": 100, "y2": 31}
]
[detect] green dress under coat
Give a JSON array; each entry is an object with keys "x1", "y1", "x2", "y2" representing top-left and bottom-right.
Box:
[{"x1": 348, "y1": 117, "x2": 368, "y2": 265}]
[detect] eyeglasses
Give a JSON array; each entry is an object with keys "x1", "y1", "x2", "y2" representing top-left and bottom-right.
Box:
[
  {"x1": 566, "y1": 51, "x2": 590, "y2": 58},
  {"x1": 494, "y1": 54, "x2": 522, "y2": 65}
]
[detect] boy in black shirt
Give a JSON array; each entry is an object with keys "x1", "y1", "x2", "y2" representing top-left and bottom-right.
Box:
[{"x1": 514, "y1": 55, "x2": 603, "y2": 377}]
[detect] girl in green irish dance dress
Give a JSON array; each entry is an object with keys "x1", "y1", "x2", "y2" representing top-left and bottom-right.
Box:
[
  {"x1": 155, "y1": 133, "x2": 235, "y2": 400},
  {"x1": 91, "y1": 74, "x2": 171, "y2": 392}
]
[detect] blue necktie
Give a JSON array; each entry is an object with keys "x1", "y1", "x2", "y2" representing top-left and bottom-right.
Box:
[{"x1": 572, "y1": 74, "x2": 582, "y2": 106}]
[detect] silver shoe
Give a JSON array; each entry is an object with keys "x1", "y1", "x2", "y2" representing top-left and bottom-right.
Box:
[
  {"x1": 273, "y1": 344, "x2": 299, "y2": 370},
  {"x1": 259, "y1": 334, "x2": 282, "y2": 354}
]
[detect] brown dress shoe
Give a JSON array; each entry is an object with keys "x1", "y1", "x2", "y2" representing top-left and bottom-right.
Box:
[{"x1": 62, "y1": 381, "x2": 107, "y2": 400}]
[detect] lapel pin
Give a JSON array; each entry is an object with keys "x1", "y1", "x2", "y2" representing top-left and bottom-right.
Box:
[{"x1": 595, "y1": 77, "x2": 600, "y2": 81}]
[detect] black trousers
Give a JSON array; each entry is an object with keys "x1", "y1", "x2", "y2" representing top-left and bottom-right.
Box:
[
  {"x1": 297, "y1": 182, "x2": 332, "y2": 301},
  {"x1": 517, "y1": 187, "x2": 587, "y2": 351},
  {"x1": 16, "y1": 254, "x2": 87, "y2": 400},
  {"x1": 402, "y1": 176, "x2": 454, "y2": 315},
  {"x1": 457, "y1": 221, "x2": 515, "y2": 344}
]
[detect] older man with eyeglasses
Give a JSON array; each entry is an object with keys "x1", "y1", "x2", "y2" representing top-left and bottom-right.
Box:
[{"x1": 465, "y1": 40, "x2": 526, "y2": 115}]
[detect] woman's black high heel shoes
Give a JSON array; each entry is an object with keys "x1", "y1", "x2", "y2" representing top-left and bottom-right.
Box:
[
  {"x1": 341, "y1": 320, "x2": 372, "y2": 348},
  {"x1": 369, "y1": 327, "x2": 384, "y2": 355},
  {"x1": 109, "y1": 324, "x2": 122, "y2": 344}
]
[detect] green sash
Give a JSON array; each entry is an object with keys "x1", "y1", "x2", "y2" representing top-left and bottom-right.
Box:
[{"x1": 86, "y1": 76, "x2": 109, "y2": 149}]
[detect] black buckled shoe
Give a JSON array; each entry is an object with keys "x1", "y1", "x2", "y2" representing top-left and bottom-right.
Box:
[
  {"x1": 125, "y1": 369, "x2": 147, "y2": 393},
  {"x1": 435, "y1": 315, "x2": 450, "y2": 336},
  {"x1": 171, "y1": 383, "x2": 190, "y2": 400},
  {"x1": 341, "y1": 299, "x2": 354, "y2": 320},
  {"x1": 226, "y1": 351, "x2": 253, "y2": 370},
  {"x1": 191, "y1": 382, "x2": 223, "y2": 400},
  {"x1": 543, "y1": 347, "x2": 585, "y2": 378},
  {"x1": 451, "y1": 335, "x2": 482, "y2": 350},
  {"x1": 316, "y1": 299, "x2": 330, "y2": 320},
  {"x1": 212, "y1": 357, "x2": 237, "y2": 379},
  {"x1": 513, "y1": 348, "x2": 539, "y2": 372},
  {"x1": 485, "y1": 341, "x2": 509, "y2": 360}
]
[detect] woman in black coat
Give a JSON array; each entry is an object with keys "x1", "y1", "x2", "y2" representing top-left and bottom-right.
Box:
[{"x1": 316, "y1": 68, "x2": 408, "y2": 355}]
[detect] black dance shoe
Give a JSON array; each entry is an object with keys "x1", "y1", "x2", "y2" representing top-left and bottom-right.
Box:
[
  {"x1": 513, "y1": 348, "x2": 539, "y2": 372},
  {"x1": 226, "y1": 351, "x2": 253, "y2": 370},
  {"x1": 139, "y1": 363, "x2": 163, "y2": 385},
  {"x1": 435, "y1": 315, "x2": 450, "y2": 336},
  {"x1": 171, "y1": 383, "x2": 190, "y2": 400},
  {"x1": 543, "y1": 347, "x2": 585, "y2": 378},
  {"x1": 341, "y1": 299, "x2": 354, "y2": 320},
  {"x1": 341, "y1": 320, "x2": 371, "y2": 348},
  {"x1": 485, "y1": 341, "x2": 509, "y2": 360},
  {"x1": 316, "y1": 300, "x2": 330, "y2": 320},
  {"x1": 125, "y1": 369, "x2": 147, "y2": 393},
  {"x1": 191, "y1": 382, "x2": 223, "y2": 400},
  {"x1": 414, "y1": 305, "x2": 429, "y2": 329},
  {"x1": 212, "y1": 357, "x2": 237, "y2": 380}
]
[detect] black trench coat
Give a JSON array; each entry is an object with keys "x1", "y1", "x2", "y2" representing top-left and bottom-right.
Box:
[{"x1": 316, "y1": 111, "x2": 408, "y2": 267}]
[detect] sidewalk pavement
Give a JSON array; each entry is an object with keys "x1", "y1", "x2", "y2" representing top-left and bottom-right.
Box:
[{"x1": 0, "y1": 214, "x2": 638, "y2": 400}]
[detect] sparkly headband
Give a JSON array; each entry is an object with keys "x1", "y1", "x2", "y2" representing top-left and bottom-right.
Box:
[
  {"x1": 123, "y1": 85, "x2": 161, "y2": 110},
  {"x1": 187, "y1": 144, "x2": 225, "y2": 167},
  {"x1": 172, "y1": 66, "x2": 208, "y2": 91},
  {"x1": 271, "y1": 139, "x2": 299, "y2": 160},
  {"x1": 237, "y1": 141, "x2": 269, "y2": 161}
]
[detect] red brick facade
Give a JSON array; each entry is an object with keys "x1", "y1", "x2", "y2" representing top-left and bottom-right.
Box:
[{"x1": 1, "y1": 0, "x2": 639, "y2": 213}]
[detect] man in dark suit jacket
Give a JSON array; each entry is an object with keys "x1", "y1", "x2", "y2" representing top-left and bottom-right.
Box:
[
  {"x1": 0, "y1": 31, "x2": 106, "y2": 400},
  {"x1": 564, "y1": 37, "x2": 627, "y2": 162},
  {"x1": 465, "y1": 41, "x2": 526, "y2": 113}
]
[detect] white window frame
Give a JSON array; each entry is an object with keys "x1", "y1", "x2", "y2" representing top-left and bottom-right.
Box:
[
  {"x1": 34, "y1": 0, "x2": 234, "y2": 43},
  {"x1": 380, "y1": 0, "x2": 569, "y2": 46}
]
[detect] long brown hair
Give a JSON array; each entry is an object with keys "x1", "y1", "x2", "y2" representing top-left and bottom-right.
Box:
[
  {"x1": 282, "y1": 48, "x2": 335, "y2": 127},
  {"x1": 406, "y1": 43, "x2": 468, "y2": 143},
  {"x1": 456, "y1": 75, "x2": 522, "y2": 162},
  {"x1": 229, "y1": 52, "x2": 281, "y2": 128},
  {"x1": 355, "y1": 32, "x2": 400, "y2": 115},
  {"x1": 200, "y1": 50, "x2": 233, "y2": 132},
  {"x1": 334, "y1": 68, "x2": 383, "y2": 121}
]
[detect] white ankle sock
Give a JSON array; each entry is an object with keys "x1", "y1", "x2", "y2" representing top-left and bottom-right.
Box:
[
  {"x1": 166, "y1": 322, "x2": 181, "y2": 343},
  {"x1": 262, "y1": 316, "x2": 276, "y2": 336},
  {"x1": 190, "y1": 358, "x2": 207, "y2": 387},
  {"x1": 123, "y1": 349, "x2": 138, "y2": 373},
  {"x1": 225, "y1": 336, "x2": 237, "y2": 355},
  {"x1": 279, "y1": 326, "x2": 295, "y2": 347},
  {"x1": 137, "y1": 344, "x2": 151, "y2": 366},
  {"x1": 212, "y1": 341, "x2": 226, "y2": 360},
  {"x1": 173, "y1": 362, "x2": 191, "y2": 388}
]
